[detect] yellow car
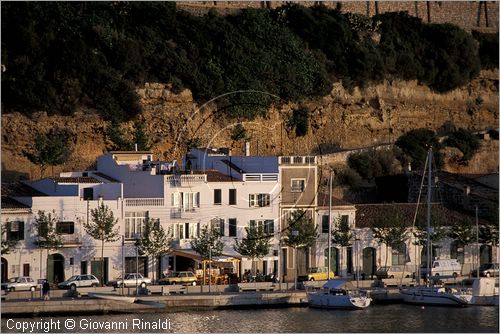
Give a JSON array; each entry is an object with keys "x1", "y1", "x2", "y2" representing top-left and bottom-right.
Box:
[
  {"x1": 158, "y1": 271, "x2": 198, "y2": 286},
  {"x1": 298, "y1": 267, "x2": 335, "y2": 281}
]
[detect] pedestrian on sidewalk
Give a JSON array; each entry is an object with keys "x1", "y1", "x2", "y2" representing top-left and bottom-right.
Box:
[{"x1": 42, "y1": 280, "x2": 50, "y2": 300}]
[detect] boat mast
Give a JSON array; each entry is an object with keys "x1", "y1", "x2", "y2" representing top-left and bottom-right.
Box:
[
  {"x1": 328, "y1": 170, "x2": 333, "y2": 280},
  {"x1": 426, "y1": 147, "x2": 432, "y2": 284}
]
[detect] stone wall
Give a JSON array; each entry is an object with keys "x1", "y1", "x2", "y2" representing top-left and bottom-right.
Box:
[{"x1": 178, "y1": 1, "x2": 499, "y2": 33}]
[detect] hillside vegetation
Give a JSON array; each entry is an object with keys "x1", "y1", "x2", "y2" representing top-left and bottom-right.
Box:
[{"x1": 2, "y1": 2, "x2": 497, "y2": 123}]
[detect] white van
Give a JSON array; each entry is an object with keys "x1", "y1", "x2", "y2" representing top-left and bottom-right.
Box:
[{"x1": 421, "y1": 259, "x2": 462, "y2": 278}]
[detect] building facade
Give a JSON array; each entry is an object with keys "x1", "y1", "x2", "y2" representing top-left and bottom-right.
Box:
[{"x1": 1, "y1": 150, "x2": 497, "y2": 284}]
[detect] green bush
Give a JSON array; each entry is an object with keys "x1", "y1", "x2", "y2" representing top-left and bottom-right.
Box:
[
  {"x1": 445, "y1": 128, "x2": 481, "y2": 162},
  {"x1": 472, "y1": 31, "x2": 499, "y2": 70},
  {"x1": 347, "y1": 149, "x2": 399, "y2": 181},
  {"x1": 334, "y1": 168, "x2": 362, "y2": 190},
  {"x1": 488, "y1": 129, "x2": 499, "y2": 140},
  {"x1": 395, "y1": 129, "x2": 443, "y2": 170},
  {"x1": 288, "y1": 108, "x2": 310, "y2": 137}
]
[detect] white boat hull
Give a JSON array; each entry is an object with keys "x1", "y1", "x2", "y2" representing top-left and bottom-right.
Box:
[
  {"x1": 308, "y1": 292, "x2": 372, "y2": 309},
  {"x1": 401, "y1": 287, "x2": 469, "y2": 307},
  {"x1": 88, "y1": 292, "x2": 136, "y2": 304}
]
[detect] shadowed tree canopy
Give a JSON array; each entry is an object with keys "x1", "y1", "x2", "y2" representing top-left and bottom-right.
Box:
[{"x1": 2, "y1": 3, "x2": 491, "y2": 123}]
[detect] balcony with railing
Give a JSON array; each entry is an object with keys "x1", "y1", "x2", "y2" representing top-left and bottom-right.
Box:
[
  {"x1": 279, "y1": 156, "x2": 316, "y2": 165},
  {"x1": 170, "y1": 207, "x2": 199, "y2": 219},
  {"x1": 60, "y1": 234, "x2": 82, "y2": 246},
  {"x1": 242, "y1": 173, "x2": 279, "y2": 182},
  {"x1": 124, "y1": 198, "x2": 165, "y2": 207},
  {"x1": 165, "y1": 174, "x2": 207, "y2": 187}
]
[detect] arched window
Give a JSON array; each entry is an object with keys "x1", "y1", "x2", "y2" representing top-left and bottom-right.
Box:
[
  {"x1": 450, "y1": 241, "x2": 465, "y2": 264},
  {"x1": 391, "y1": 242, "x2": 407, "y2": 265}
]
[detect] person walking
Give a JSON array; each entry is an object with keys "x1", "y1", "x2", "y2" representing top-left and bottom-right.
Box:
[{"x1": 42, "y1": 280, "x2": 50, "y2": 301}]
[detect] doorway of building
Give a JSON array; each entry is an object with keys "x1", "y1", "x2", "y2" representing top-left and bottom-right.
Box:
[
  {"x1": 91, "y1": 258, "x2": 109, "y2": 285},
  {"x1": 47, "y1": 254, "x2": 65, "y2": 284},
  {"x1": 324, "y1": 247, "x2": 339, "y2": 275},
  {"x1": 362, "y1": 247, "x2": 376, "y2": 279},
  {"x1": 1, "y1": 258, "x2": 7, "y2": 283}
]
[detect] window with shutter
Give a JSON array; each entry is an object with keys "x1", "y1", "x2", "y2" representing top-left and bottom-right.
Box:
[
  {"x1": 214, "y1": 189, "x2": 222, "y2": 205},
  {"x1": 228, "y1": 218, "x2": 237, "y2": 237},
  {"x1": 322, "y1": 215, "x2": 330, "y2": 233},
  {"x1": 229, "y1": 189, "x2": 237, "y2": 205}
]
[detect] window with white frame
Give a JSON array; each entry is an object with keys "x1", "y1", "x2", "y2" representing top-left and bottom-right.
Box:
[
  {"x1": 171, "y1": 192, "x2": 200, "y2": 212},
  {"x1": 172, "y1": 223, "x2": 199, "y2": 240},
  {"x1": 211, "y1": 218, "x2": 224, "y2": 236},
  {"x1": 228, "y1": 218, "x2": 237, "y2": 237},
  {"x1": 249, "y1": 219, "x2": 274, "y2": 234},
  {"x1": 291, "y1": 179, "x2": 305, "y2": 192},
  {"x1": 6, "y1": 221, "x2": 25, "y2": 241},
  {"x1": 125, "y1": 211, "x2": 148, "y2": 238},
  {"x1": 249, "y1": 193, "x2": 271, "y2": 207}
]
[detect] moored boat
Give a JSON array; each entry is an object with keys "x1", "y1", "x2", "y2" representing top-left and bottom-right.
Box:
[
  {"x1": 400, "y1": 286, "x2": 470, "y2": 306},
  {"x1": 308, "y1": 280, "x2": 372, "y2": 309},
  {"x1": 87, "y1": 292, "x2": 136, "y2": 304}
]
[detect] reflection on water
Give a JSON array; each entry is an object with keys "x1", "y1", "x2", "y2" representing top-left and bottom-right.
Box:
[{"x1": 2, "y1": 304, "x2": 498, "y2": 333}]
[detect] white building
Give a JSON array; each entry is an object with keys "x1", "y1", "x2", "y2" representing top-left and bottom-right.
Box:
[{"x1": 2, "y1": 150, "x2": 495, "y2": 285}]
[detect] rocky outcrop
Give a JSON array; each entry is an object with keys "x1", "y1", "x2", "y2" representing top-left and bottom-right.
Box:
[{"x1": 2, "y1": 70, "x2": 498, "y2": 181}]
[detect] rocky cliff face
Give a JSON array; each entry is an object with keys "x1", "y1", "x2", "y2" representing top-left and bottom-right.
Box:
[{"x1": 2, "y1": 70, "x2": 498, "y2": 181}]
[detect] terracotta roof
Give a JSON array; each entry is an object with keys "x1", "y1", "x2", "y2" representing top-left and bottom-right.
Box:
[
  {"x1": 355, "y1": 203, "x2": 488, "y2": 229},
  {"x1": 1, "y1": 182, "x2": 47, "y2": 197},
  {"x1": 415, "y1": 171, "x2": 499, "y2": 201},
  {"x1": 205, "y1": 170, "x2": 241, "y2": 182},
  {"x1": 316, "y1": 193, "x2": 354, "y2": 207},
  {"x1": 1, "y1": 196, "x2": 30, "y2": 210},
  {"x1": 51, "y1": 177, "x2": 101, "y2": 184},
  {"x1": 93, "y1": 172, "x2": 120, "y2": 183}
]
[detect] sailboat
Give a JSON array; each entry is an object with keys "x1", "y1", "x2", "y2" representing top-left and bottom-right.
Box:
[
  {"x1": 307, "y1": 171, "x2": 372, "y2": 310},
  {"x1": 400, "y1": 148, "x2": 471, "y2": 307}
]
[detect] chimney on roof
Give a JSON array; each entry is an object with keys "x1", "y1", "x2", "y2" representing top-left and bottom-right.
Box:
[
  {"x1": 134, "y1": 143, "x2": 138, "y2": 151},
  {"x1": 244, "y1": 141, "x2": 250, "y2": 156}
]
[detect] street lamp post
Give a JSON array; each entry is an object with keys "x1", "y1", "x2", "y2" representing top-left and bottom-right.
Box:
[
  {"x1": 292, "y1": 230, "x2": 299, "y2": 290},
  {"x1": 121, "y1": 235, "x2": 124, "y2": 296},
  {"x1": 134, "y1": 233, "x2": 140, "y2": 295},
  {"x1": 328, "y1": 170, "x2": 333, "y2": 281},
  {"x1": 476, "y1": 206, "x2": 480, "y2": 278},
  {"x1": 355, "y1": 232, "x2": 360, "y2": 287}
]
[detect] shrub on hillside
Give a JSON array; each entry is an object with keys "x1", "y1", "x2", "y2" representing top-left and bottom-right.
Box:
[
  {"x1": 288, "y1": 107, "x2": 310, "y2": 137},
  {"x1": 347, "y1": 149, "x2": 400, "y2": 181},
  {"x1": 445, "y1": 128, "x2": 481, "y2": 162},
  {"x1": 395, "y1": 129, "x2": 443, "y2": 171},
  {"x1": 487, "y1": 129, "x2": 499, "y2": 140},
  {"x1": 334, "y1": 168, "x2": 362, "y2": 190},
  {"x1": 472, "y1": 31, "x2": 499, "y2": 70}
]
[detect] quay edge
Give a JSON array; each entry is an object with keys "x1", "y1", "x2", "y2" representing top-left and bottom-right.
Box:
[{"x1": 1, "y1": 291, "x2": 309, "y2": 317}]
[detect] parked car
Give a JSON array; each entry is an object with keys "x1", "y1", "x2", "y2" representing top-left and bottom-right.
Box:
[
  {"x1": 110, "y1": 273, "x2": 152, "y2": 288},
  {"x1": 158, "y1": 271, "x2": 198, "y2": 286},
  {"x1": 58, "y1": 274, "x2": 100, "y2": 289},
  {"x1": 375, "y1": 266, "x2": 412, "y2": 279},
  {"x1": 298, "y1": 267, "x2": 335, "y2": 281},
  {"x1": 1, "y1": 276, "x2": 38, "y2": 292},
  {"x1": 471, "y1": 263, "x2": 499, "y2": 277}
]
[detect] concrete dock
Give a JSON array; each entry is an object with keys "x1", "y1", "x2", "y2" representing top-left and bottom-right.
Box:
[{"x1": 1, "y1": 291, "x2": 309, "y2": 316}]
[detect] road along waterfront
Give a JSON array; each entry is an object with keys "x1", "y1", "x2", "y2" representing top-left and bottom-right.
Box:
[{"x1": 2, "y1": 304, "x2": 498, "y2": 333}]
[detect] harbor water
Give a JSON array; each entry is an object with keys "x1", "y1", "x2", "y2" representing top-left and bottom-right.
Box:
[{"x1": 2, "y1": 304, "x2": 498, "y2": 333}]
